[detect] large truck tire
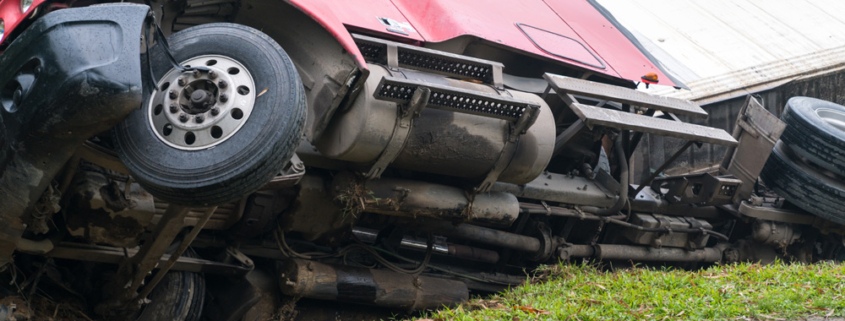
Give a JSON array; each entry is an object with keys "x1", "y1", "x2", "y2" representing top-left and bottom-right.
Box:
[
  {"x1": 113, "y1": 23, "x2": 306, "y2": 206},
  {"x1": 760, "y1": 141, "x2": 845, "y2": 225},
  {"x1": 779, "y1": 97, "x2": 845, "y2": 177},
  {"x1": 135, "y1": 249, "x2": 205, "y2": 321}
]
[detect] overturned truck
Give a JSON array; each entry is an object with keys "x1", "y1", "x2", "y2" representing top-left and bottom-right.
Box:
[{"x1": 0, "y1": 0, "x2": 844, "y2": 319}]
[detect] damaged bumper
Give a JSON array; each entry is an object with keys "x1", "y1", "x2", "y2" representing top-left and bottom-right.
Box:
[{"x1": 0, "y1": 4, "x2": 148, "y2": 263}]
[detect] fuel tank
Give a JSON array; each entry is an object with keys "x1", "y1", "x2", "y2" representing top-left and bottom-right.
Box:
[{"x1": 316, "y1": 63, "x2": 554, "y2": 184}]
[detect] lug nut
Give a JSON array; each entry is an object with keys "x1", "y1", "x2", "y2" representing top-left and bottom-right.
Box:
[
  {"x1": 211, "y1": 107, "x2": 220, "y2": 116},
  {"x1": 209, "y1": 70, "x2": 218, "y2": 79},
  {"x1": 219, "y1": 93, "x2": 228, "y2": 103},
  {"x1": 179, "y1": 113, "x2": 189, "y2": 123},
  {"x1": 218, "y1": 80, "x2": 228, "y2": 89},
  {"x1": 169, "y1": 103, "x2": 179, "y2": 113},
  {"x1": 192, "y1": 69, "x2": 201, "y2": 78},
  {"x1": 195, "y1": 115, "x2": 204, "y2": 123},
  {"x1": 169, "y1": 90, "x2": 178, "y2": 99},
  {"x1": 177, "y1": 77, "x2": 187, "y2": 86}
]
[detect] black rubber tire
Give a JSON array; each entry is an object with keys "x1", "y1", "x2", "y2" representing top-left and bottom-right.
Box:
[
  {"x1": 135, "y1": 249, "x2": 206, "y2": 321},
  {"x1": 113, "y1": 23, "x2": 306, "y2": 206},
  {"x1": 779, "y1": 97, "x2": 845, "y2": 177},
  {"x1": 760, "y1": 141, "x2": 845, "y2": 224}
]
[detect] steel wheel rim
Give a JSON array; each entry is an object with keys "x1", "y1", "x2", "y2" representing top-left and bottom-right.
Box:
[
  {"x1": 148, "y1": 54, "x2": 256, "y2": 150},
  {"x1": 816, "y1": 108, "x2": 845, "y2": 133}
]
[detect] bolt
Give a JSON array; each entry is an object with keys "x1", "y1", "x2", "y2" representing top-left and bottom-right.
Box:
[
  {"x1": 177, "y1": 77, "x2": 186, "y2": 86},
  {"x1": 219, "y1": 93, "x2": 228, "y2": 103},
  {"x1": 192, "y1": 69, "x2": 201, "y2": 78},
  {"x1": 169, "y1": 90, "x2": 178, "y2": 99},
  {"x1": 179, "y1": 113, "x2": 189, "y2": 123},
  {"x1": 209, "y1": 70, "x2": 218, "y2": 79},
  {"x1": 195, "y1": 115, "x2": 204, "y2": 123},
  {"x1": 211, "y1": 107, "x2": 220, "y2": 116},
  {"x1": 218, "y1": 80, "x2": 228, "y2": 89},
  {"x1": 169, "y1": 103, "x2": 179, "y2": 113}
]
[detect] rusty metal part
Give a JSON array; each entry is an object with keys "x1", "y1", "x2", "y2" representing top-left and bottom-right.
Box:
[
  {"x1": 316, "y1": 63, "x2": 555, "y2": 185},
  {"x1": 561, "y1": 244, "x2": 725, "y2": 262},
  {"x1": 352, "y1": 227, "x2": 499, "y2": 263},
  {"x1": 650, "y1": 172, "x2": 742, "y2": 206},
  {"x1": 631, "y1": 186, "x2": 722, "y2": 219},
  {"x1": 76, "y1": 141, "x2": 130, "y2": 175},
  {"x1": 719, "y1": 95, "x2": 786, "y2": 200},
  {"x1": 448, "y1": 244, "x2": 500, "y2": 264},
  {"x1": 137, "y1": 206, "x2": 217, "y2": 300},
  {"x1": 153, "y1": 199, "x2": 243, "y2": 230},
  {"x1": 724, "y1": 240, "x2": 779, "y2": 264},
  {"x1": 416, "y1": 221, "x2": 542, "y2": 253},
  {"x1": 260, "y1": 153, "x2": 305, "y2": 190},
  {"x1": 751, "y1": 220, "x2": 801, "y2": 249},
  {"x1": 622, "y1": 214, "x2": 713, "y2": 249},
  {"x1": 107, "y1": 205, "x2": 191, "y2": 303},
  {"x1": 279, "y1": 174, "x2": 354, "y2": 244},
  {"x1": 64, "y1": 171, "x2": 155, "y2": 247},
  {"x1": 15, "y1": 238, "x2": 53, "y2": 255},
  {"x1": 47, "y1": 242, "x2": 252, "y2": 275},
  {"x1": 737, "y1": 201, "x2": 820, "y2": 225},
  {"x1": 333, "y1": 172, "x2": 519, "y2": 226},
  {"x1": 230, "y1": 190, "x2": 293, "y2": 240},
  {"x1": 278, "y1": 259, "x2": 468, "y2": 311},
  {"x1": 491, "y1": 171, "x2": 617, "y2": 208},
  {"x1": 64, "y1": 170, "x2": 243, "y2": 247}
]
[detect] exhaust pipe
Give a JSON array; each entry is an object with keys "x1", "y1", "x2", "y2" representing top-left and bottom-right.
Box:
[{"x1": 278, "y1": 259, "x2": 468, "y2": 310}]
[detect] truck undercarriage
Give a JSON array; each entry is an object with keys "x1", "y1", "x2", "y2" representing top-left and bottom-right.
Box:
[{"x1": 0, "y1": 1, "x2": 844, "y2": 320}]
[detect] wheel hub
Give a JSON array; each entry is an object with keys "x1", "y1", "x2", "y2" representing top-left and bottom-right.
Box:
[
  {"x1": 816, "y1": 108, "x2": 845, "y2": 133},
  {"x1": 148, "y1": 55, "x2": 256, "y2": 150}
]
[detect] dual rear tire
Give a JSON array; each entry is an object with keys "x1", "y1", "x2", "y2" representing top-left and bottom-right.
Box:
[{"x1": 760, "y1": 97, "x2": 845, "y2": 224}]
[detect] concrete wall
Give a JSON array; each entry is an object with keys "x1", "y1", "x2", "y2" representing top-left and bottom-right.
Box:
[{"x1": 632, "y1": 69, "x2": 845, "y2": 182}]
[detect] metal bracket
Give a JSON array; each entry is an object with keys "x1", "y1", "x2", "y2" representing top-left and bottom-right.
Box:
[
  {"x1": 364, "y1": 87, "x2": 430, "y2": 179},
  {"x1": 475, "y1": 105, "x2": 540, "y2": 192}
]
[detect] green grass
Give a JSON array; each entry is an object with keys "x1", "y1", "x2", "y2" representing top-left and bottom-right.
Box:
[{"x1": 413, "y1": 261, "x2": 845, "y2": 321}]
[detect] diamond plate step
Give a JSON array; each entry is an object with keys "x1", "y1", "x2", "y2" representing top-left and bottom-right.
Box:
[
  {"x1": 569, "y1": 102, "x2": 737, "y2": 146},
  {"x1": 544, "y1": 73, "x2": 708, "y2": 118}
]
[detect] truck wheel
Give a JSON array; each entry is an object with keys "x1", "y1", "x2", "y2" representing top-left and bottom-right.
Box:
[
  {"x1": 779, "y1": 97, "x2": 845, "y2": 177},
  {"x1": 135, "y1": 250, "x2": 205, "y2": 321},
  {"x1": 760, "y1": 141, "x2": 845, "y2": 225},
  {"x1": 113, "y1": 23, "x2": 306, "y2": 206}
]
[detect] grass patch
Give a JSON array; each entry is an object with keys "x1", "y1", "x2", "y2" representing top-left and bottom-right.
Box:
[{"x1": 413, "y1": 261, "x2": 845, "y2": 320}]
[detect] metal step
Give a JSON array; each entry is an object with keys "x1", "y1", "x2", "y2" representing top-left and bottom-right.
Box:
[
  {"x1": 374, "y1": 76, "x2": 538, "y2": 122},
  {"x1": 354, "y1": 34, "x2": 504, "y2": 87},
  {"x1": 569, "y1": 102, "x2": 737, "y2": 146},
  {"x1": 543, "y1": 73, "x2": 707, "y2": 118}
]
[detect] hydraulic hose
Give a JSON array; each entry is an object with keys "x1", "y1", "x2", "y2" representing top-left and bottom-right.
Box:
[{"x1": 580, "y1": 135, "x2": 628, "y2": 216}]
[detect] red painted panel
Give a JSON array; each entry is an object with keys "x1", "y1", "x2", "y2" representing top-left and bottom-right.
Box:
[
  {"x1": 0, "y1": 0, "x2": 47, "y2": 46},
  {"x1": 389, "y1": 0, "x2": 618, "y2": 77},
  {"x1": 543, "y1": 0, "x2": 676, "y2": 86}
]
